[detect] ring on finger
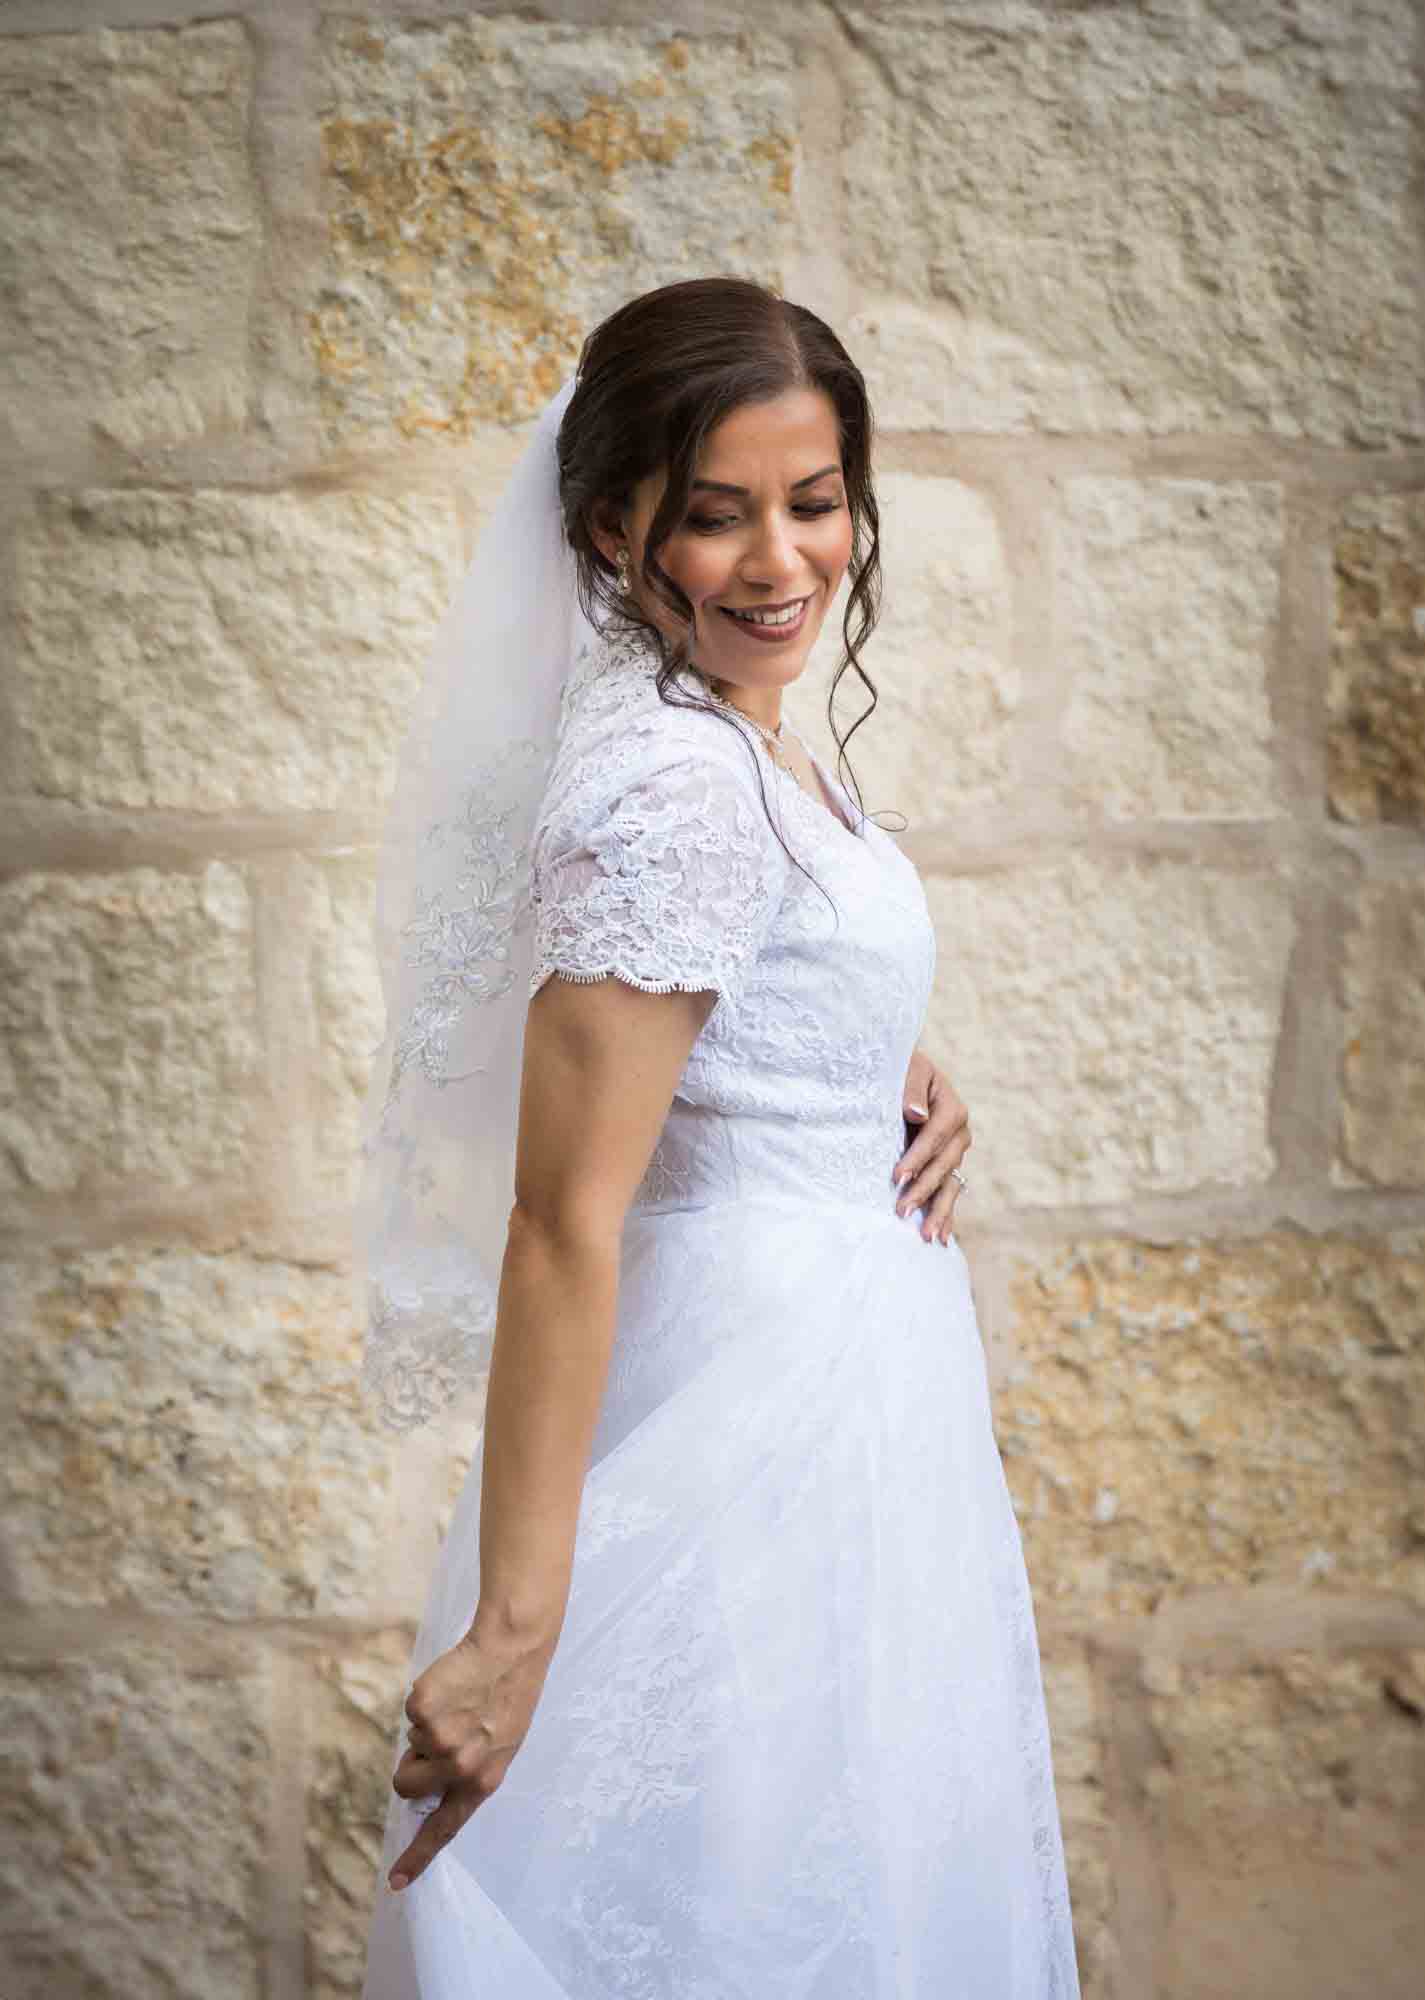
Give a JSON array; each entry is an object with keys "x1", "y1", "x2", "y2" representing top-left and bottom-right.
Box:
[{"x1": 949, "y1": 1167, "x2": 968, "y2": 1190}]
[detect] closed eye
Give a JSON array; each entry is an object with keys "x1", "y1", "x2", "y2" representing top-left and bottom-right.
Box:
[{"x1": 686, "y1": 501, "x2": 844, "y2": 534}]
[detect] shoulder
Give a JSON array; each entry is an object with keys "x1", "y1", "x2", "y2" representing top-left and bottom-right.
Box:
[{"x1": 536, "y1": 627, "x2": 775, "y2": 867}]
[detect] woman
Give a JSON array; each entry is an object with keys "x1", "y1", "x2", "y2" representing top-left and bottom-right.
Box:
[{"x1": 360, "y1": 277, "x2": 1080, "y2": 1997}]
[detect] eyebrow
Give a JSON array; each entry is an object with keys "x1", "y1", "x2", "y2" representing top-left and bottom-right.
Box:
[{"x1": 690, "y1": 463, "x2": 843, "y2": 496}]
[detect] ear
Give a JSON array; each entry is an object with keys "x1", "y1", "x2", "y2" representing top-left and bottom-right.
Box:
[{"x1": 587, "y1": 497, "x2": 627, "y2": 572}]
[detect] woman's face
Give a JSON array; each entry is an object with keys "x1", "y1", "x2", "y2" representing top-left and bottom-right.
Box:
[{"x1": 604, "y1": 385, "x2": 853, "y2": 698}]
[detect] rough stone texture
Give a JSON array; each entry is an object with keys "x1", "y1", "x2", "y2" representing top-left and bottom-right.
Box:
[
  {"x1": 790, "y1": 472, "x2": 1021, "y2": 827},
  {"x1": 921, "y1": 855, "x2": 1293, "y2": 1208},
  {"x1": 9, "y1": 488, "x2": 461, "y2": 813},
  {"x1": 1040, "y1": 1647, "x2": 1116, "y2": 2000},
  {"x1": 299, "y1": 850, "x2": 386, "y2": 1217},
  {"x1": 1328, "y1": 490, "x2": 1425, "y2": 825},
  {"x1": 313, "y1": 18, "x2": 796, "y2": 438},
  {"x1": 305, "y1": 1629, "x2": 413, "y2": 1998},
  {"x1": 0, "y1": 1247, "x2": 396, "y2": 1618},
  {"x1": 0, "y1": 23, "x2": 258, "y2": 455},
  {"x1": 841, "y1": 1, "x2": 1424, "y2": 445},
  {"x1": 0, "y1": 865, "x2": 261, "y2": 1204},
  {"x1": 998, "y1": 1230, "x2": 1425, "y2": 1620},
  {"x1": 1338, "y1": 879, "x2": 1425, "y2": 1191},
  {"x1": 0, "y1": 1634, "x2": 271, "y2": 1999},
  {"x1": 1145, "y1": 1650, "x2": 1425, "y2": 1999},
  {"x1": 1056, "y1": 478, "x2": 1285, "y2": 819}
]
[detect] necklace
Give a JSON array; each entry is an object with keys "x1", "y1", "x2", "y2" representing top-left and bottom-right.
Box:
[{"x1": 706, "y1": 686, "x2": 792, "y2": 766}]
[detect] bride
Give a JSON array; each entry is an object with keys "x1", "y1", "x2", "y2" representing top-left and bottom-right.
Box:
[{"x1": 359, "y1": 276, "x2": 1081, "y2": 1996}]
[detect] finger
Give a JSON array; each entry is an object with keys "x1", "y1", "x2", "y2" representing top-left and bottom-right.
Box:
[
  {"x1": 896, "y1": 1090, "x2": 967, "y2": 1185},
  {"x1": 389, "y1": 1783, "x2": 484, "y2": 1890},
  {"x1": 924, "y1": 1172, "x2": 963, "y2": 1246},
  {"x1": 895, "y1": 1123, "x2": 969, "y2": 1214},
  {"x1": 392, "y1": 1750, "x2": 450, "y2": 1798},
  {"x1": 899, "y1": 1144, "x2": 962, "y2": 1230}
]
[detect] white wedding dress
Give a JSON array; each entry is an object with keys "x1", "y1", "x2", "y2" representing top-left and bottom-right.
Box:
[{"x1": 363, "y1": 622, "x2": 1081, "y2": 1998}]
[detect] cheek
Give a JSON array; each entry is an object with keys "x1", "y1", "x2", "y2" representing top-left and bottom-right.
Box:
[
  {"x1": 662, "y1": 538, "x2": 734, "y2": 609},
  {"x1": 825, "y1": 513, "x2": 855, "y2": 575}
]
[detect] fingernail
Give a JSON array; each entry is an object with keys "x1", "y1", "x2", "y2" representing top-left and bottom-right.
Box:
[
  {"x1": 389, "y1": 1873, "x2": 410, "y2": 1892},
  {"x1": 907, "y1": 1102, "x2": 928, "y2": 1116},
  {"x1": 893, "y1": 1168, "x2": 907, "y2": 1185}
]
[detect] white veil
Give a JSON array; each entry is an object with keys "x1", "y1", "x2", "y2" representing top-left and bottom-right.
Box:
[{"x1": 356, "y1": 372, "x2": 600, "y2": 1430}]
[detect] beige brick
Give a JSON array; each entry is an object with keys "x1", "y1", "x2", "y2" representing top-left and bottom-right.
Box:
[
  {"x1": 313, "y1": 18, "x2": 796, "y2": 439},
  {"x1": 922, "y1": 855, "x2": 1292, "y2": 1208},
  {"x1": 1328, "y1": 491, "x2": 1425, "y2": 825},
  {"x1": 998, "y1": 1231, "x2": 1425, "y2": 1619},
  {"x1": 10, "y1": 488, "x2": 461, "y2": 813},
  {"x1": 1145, "y1": 1650, "x2": 1425, "y2": 2000},
  {"x1": 1339, "y1": 879, "x2": 1425, "y2": 1190},
  {"x1": 1056, "y1": 478, "x2": 1285, "y2": 819},
  {"x1": 304, "y1": 1630, "x2": 412, "y2": 1999},
  {"x1": 0, "y1": 24, "x2": 258, "y2": 454},
  {"x1": 0, "y1": 865, "x2": 261, "y2": 1204},
  {"x1": 841, "y1": 3, "x2": 1423, "y2": 444},
  {"x1": 0, "y1": 1634, "x2": 271, "y2": 1999},
  {"x1": 792, "y1": 472, "x2": 1020, "y2": 826},
  {"x1": 0, "y1": 1248, "x2": 395, "y2": 1618},
  {"x1": 301, "y1": 851, "x2": 386, "y2": 1217}
]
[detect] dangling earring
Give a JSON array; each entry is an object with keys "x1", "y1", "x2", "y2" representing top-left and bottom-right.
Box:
[{"x1": 615, "y1": 545, "x2": 632, "y2": 595}]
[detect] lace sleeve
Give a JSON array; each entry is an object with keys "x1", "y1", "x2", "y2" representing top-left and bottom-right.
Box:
[{"x1": 529, "y1": 745, "x2": 787, "y2": 1020}]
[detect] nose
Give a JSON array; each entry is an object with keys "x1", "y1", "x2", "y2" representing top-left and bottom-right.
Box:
[{"x1": 738, "y1": 507, "x2": 803, "y2": 589}]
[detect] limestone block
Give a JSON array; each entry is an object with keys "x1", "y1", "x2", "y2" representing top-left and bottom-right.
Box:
[
  {"x1": 304, "y1": 1630, "x2": 413, "y2": 1998},
  {"x1": 0, "y1": 865, "x2": 261, "y2": 1204},
  {"x1": 1145, "y1": 1650, "x2": 1425, "y2": 2000},
  {"x1": 314, "y1": 19, "x2": 796, "y2": 438},
  {"x1": 1338, "y1": 879, "x2": 1425, "y2": 1191},
  {"x1": 998, "y1": 1230, "x2": 1425, "y2": 1619},
  {"x1": 921, "y1": 854, "x2": 1292, "y2": 1207},
  {"x1": 1056, "y1": 478, "x2": 1285, "y2": 819},
  {"x1": 1328, "y1": 491, "x2": 1425, "y2": 825},
  {"x1": 840, "y1": 3, "x2": 1423, "y2": 445},
  {"x1": 302, "y1": 851, "x2": 386, "y2": 1216},
  {"x1": 10, "y1": 487, "x2": 461, "y2": 812},
  {"x1": 0, "y1": 1247, "x2": 398, "y2": 1618},
  {"x1": 790, "y1": 473, "x2": 1020, "y2": 828},
  {"x1": 0, "y1": 23, "x2": 258, "y2": 455},
  {"x1": 268, "y1": 848, "x2": 384, "y2": 1216},
  {"x1": 0, "y1": 1634, "x2": 271, "y2": 1999}
]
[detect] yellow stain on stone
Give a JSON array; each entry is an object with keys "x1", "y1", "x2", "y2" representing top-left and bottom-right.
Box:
[
  {"x1": 745, "y1": 132, "x2": 795, "y2": 199},
  {"x1": 314, "y1": 27, "x2": 793, "y2": 435},
  {"x1": 999, "y1": 1229, "x2": 1425, "y2": 1618},
  {"x1": 537, "y1": 97, "x2": 690, "y2": 175}
]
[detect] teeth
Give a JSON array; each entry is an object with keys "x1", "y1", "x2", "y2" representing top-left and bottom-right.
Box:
[{"x1": 727, "y1": 600, "x2": 805, "y2": 626}]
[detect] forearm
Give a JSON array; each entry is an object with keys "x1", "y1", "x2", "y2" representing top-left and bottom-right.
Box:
[{"x1": 470, "y1": 1205, "x2": 622, "y2": 1651}]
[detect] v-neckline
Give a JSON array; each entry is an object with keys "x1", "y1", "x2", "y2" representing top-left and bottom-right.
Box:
[{"x1": 768, "y1": 724, "x2": 861, "y2": 841}]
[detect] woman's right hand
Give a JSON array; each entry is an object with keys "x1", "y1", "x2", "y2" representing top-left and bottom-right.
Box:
[{"x1": 387, "y1": 1618, "x2": 561, "y2": 1891}]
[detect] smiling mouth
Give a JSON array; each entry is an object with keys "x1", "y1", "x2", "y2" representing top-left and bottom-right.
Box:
[{"x1": 718, "y1": 594, "x2": 812, "y2": 630}]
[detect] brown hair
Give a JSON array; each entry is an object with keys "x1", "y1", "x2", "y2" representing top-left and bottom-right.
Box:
[{"x1": 555, "y1": 276, "x2": 891, "y2": 910}]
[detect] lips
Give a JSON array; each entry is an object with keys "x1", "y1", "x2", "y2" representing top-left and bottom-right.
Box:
[{"x1": 717, "y1": 594, "x2": 813, "y2": 640}]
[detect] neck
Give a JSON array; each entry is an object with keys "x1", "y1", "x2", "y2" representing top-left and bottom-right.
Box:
[{"x1": 706, "y1": 677, "x2": 782, "y2": 735}]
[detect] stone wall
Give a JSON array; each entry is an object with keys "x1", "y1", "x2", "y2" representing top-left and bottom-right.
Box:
[{"x1": 1, "y1": 4, "x2": 1422, "y2": 1996}]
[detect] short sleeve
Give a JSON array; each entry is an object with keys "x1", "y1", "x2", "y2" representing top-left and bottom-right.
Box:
[{"x1": 529, "y1": 744, "x2": 789, "y2": 1018}]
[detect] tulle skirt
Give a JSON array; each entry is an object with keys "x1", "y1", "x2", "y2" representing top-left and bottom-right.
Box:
[{"x1": 363, "y1": 1192, "x2": 1081, "y2": 1999}]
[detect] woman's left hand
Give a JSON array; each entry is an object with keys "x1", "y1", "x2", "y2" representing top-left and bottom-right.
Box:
[{"x1": 897, "y1": 1046, "x2": 972, "y2": 1245}]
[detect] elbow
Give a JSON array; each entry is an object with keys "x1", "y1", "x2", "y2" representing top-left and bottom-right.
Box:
[{"x1": 505, "y1": 1195, "x2": 625, "y2": 1265}]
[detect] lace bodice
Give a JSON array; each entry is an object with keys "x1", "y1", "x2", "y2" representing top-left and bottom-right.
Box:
[{"x1": 530, "y1": 623, "x2": 937, "y2": 1219}]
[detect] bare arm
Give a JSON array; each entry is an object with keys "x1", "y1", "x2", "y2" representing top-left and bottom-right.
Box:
[
  {"x1": 474, "y1": 970, "x2": 717, "y2": 1648},
  {"x1": 389, "y1": 970, "x2": 715, "y2": 1887}
]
